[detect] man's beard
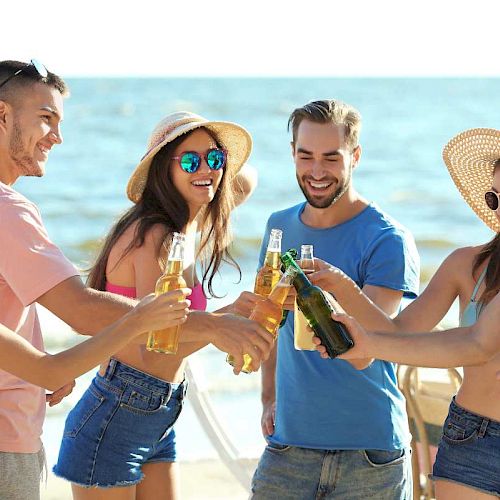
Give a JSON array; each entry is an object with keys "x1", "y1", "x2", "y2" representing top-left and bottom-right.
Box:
[
  {"x1": 9, "y1": 120, "x2": 41, "y2": 177},
  {"x1": 297, "y1": 167, "x2": 352, "y2": 209}
]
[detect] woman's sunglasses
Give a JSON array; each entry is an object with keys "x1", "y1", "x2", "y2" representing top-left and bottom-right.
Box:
[
  {"x1": 171, "y1": 148, "x2": 227, "y2": 174},
  {"x1": 485, "y1": 190, "x2": 500, "y2": 211},
  {"x1": 0, "y1": 59, "x2": 48, "y2": 90}
]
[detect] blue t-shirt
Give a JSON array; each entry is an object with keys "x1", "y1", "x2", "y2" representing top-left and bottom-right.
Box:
[{"x1": 259, "y1": 202, "x2": 420, "y2": 451}]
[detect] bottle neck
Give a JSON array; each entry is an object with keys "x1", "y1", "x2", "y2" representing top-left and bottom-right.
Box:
[
  {"x1": 293, "y1": 271, "x2": 312, "y2": 293},
  {"x1": 300, "y1": 245, "x2": 314, "y2": 261},
  {"x1": 267, "y1": 230, "x2": 282, "y2": 254},
  {"x1": 281, "y1": 253, "x2": 302, "y2": 273},
  {"x1": 165, "y1": 258, "x2": 183, "y2": 276},
  {"x1": 268, "y1": 279, "x2": 290, "y2": 307},
  {"x1": 267, "y1": 268, "x2": 296, "y2": 305},
  {"x1": 168, "y1": 235, "x2": 185, "y2": 263},
  {"x1": 264, "y1": 250, "x2": 281, "y2": 269},
  {"x1": 300, "y1": 259, "x2": 315, "y2": 274}
]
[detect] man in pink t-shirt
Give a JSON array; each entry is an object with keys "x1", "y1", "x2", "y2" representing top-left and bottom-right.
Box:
[
  {"x1": 0, "y1": 60, "x2": 138, "y2": 500},
  {"x1": 0, "y1": 183, "x2": 79, "y2": 454},
  {"x1": 0, "y1": 60, "x2": 274, "y2": 499}
]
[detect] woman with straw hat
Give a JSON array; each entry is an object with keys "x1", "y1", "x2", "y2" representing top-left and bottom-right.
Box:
[
  {"x1": 53, "y1": 111, "x2": 272, "y2": 499},
  {"x1": 310, "y1": 128, "x2": 500, "y2": 498}
]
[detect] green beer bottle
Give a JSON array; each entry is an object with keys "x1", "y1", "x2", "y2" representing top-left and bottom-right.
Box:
[{"x1": 281, "y1": 250, "x2": 354, "y2": 358}]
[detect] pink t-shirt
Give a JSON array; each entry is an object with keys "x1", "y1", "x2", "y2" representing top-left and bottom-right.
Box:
[{"x1": 0, "y1": 182, "x2": 79, "y2": 453}]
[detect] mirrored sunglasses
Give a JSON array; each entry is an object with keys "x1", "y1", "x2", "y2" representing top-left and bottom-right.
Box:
[
  {"x1": 0, "y1": 59, "x2": 48, "y2": 90},
  {"x1": 172, "y1": 148, "x2": 227, "y2": 174},
  {"x1": 485, "y1": 190, "x2": 500, "y2": 211}
]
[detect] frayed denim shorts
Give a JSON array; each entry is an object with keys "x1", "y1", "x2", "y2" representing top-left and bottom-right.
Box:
[
  {"x1": 53, "y1": 358, "x2": 186, "y2": 488},
  {"x1": 431, "y1": 397, "x2": 500, "y2": 497}
]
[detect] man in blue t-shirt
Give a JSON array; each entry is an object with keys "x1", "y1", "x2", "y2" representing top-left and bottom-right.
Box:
[{"x1": 250, "y1": 100, "x2": 420, "y2": 499}]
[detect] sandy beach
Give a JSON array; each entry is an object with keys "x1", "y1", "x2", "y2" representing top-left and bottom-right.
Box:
[{"x1": 41, "y1": 458, "x2": 254, "y2": 499}]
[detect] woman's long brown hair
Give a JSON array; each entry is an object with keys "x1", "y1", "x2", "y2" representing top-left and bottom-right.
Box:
[
  {"x1": 87, "y1": 129, "x2": 240, "y2": 297},
  {"x1": 472, "y1": 159, "x2": 500, "y2": 308}
]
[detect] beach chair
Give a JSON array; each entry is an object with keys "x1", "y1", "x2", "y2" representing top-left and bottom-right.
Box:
[
  {"x1": 398, "y1": 365, "x2": 462, "y2": 500},
  {"x1": 184, "y1": 356, "x2": 257, "y2": 491}
]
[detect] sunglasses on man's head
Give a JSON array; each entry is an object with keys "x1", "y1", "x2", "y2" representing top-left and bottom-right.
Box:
[
  {"x1": 171, "y1": 148, "x2": 227, "y2": 174},
  {"x1": 485, "y1": 190, "x2": 500, "y2": 211},
  {"x1": 0, "y1": 59, "x2": 48, "y2": 90}
]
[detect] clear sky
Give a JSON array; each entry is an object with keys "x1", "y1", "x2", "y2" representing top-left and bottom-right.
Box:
[{"x1": 2, "y1": 0, "x2": 499, "y2": 77}]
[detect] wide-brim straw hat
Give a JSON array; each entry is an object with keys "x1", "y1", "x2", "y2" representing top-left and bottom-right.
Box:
[
  {"x1": 443, "y1": 128, "x2": 500, "y2": 233},
  {"x1": 127, "y1": 111, "x2": 252, "y2": 203}
]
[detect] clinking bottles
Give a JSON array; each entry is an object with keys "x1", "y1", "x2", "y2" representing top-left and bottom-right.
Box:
[
  {"x1": 146, "y1": 232, "x2": 187, "y2": 354},
  {"x1": 281, "y1": 250, "x2": 354, "y2": 358},
  {"x1": 254, "y1": 228, "x2": 282, "y2": 297},
  {"x1": 227, "y1": 266, "x2": 297, "y2": 373},
  {"x1": 294, "y1": 245, "x2": 316, "y2": 350}
]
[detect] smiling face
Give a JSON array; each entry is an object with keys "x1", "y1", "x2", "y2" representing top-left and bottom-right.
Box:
[
  {"x1": 292, "y1": 119, "x2": 360, "y2": 209},
  {"x1": 170, "y1": 128, "x2": 224, "y2": 216},
  {"x1": 0, "y1": 82, "x2": 63, "y2": 184}
]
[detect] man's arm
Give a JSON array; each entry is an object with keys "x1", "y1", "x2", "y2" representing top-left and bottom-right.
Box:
[
  {"x1": 253, "y1": 219, "x2": 279, "y2": 435},
  {"x1": 0, "y1": 291, "x2": 190, "y2": 390},
  {"x1": 310, "y1": 250, "x2": 462, "y2": 334},
  {"x1": 37, "y1": 276, "x2": 136, "y2": 335},
  {"x1": 260, "y1": 343, "x2": 277, "y2": 436},
  {"x1": 37, "y1": 275, "x2": 274, "y2": 370},
  {"x1": 340, "y1": 284, "x2": 402, "y2": 369},
  {"x1": 361, "y1": 284, "x2": 402, "y2": 317}
]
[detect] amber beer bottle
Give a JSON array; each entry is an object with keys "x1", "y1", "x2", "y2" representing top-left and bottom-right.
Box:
[
  {"x1": 146, "y1": 232, "x2": 187, "y2": 354},
  {"x1": 294, "y1": 245, "x2": 316, "y2": 350},
  {"x1": 254, "y1": 228, "x2": 283, "y2": 297},
  {"x1": 281, "y1": 251, "x2": 354, "y2": 357},
  {"x1": 227, "y1": 267, "x2": 297, "y2": 373}
]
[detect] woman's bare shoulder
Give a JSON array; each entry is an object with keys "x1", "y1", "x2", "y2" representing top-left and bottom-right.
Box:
[
  {"x1": 445, "y1": 245, "x2": 484, "y2": 266},
  {"x1": 109, "y1": 222, "x2": 168, "y2": 266},
  {"x1": 439, "y1": 245, "x2": 488, "y2": 287}
]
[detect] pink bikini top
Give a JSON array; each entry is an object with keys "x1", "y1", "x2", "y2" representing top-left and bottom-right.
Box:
[{"x1": 105, "y1": 281, "x2": 207, "y2": 311}]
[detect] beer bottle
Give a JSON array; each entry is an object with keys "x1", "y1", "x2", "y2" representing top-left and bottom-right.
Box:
[
  {"x1": 294, "y1": 245, "x2": 316, "y2": 350},
  {"x1": 254, "y1": 228, "x2": 283, "y2": 297},
  {"x1": 227, "y1": 267, "x2": 297, "y2": 373},
  {"x1": 255, "y1": 228, "x2": 289, "y2": 326},
  {"x1": 281, "y1": 251, "x2": 354, "y2": 358},
  {"x1": 280, "y1": 249, "x2": 302, "y2": 273},
  {"x1": 299, "y1": 245, "x2": 314, "y2": 274},
  {"x1": 146, "y1": 232, "x2": 188, "y2": 354}
]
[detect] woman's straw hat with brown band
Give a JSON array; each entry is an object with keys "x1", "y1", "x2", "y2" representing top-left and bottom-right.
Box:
[
  {"x1": 443, "y1": 128, "x2": 500, "y2": 232},
  {"x1": 127, "y1": 111, "x2": 252, "y2": 203}
]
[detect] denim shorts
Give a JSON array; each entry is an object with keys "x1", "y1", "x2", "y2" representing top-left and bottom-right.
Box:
[
  {"x1": 431, "y1": 397, "x2": 500, "y2": 497},
  {"x1": 53, "y1": 359, "x2": 187, "y2": 488},
  {"x1": 251, "y1": 444, "x2": 412, "y2": 499}
]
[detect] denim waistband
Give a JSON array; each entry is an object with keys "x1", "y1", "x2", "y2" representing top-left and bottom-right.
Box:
[
  {"x1": 102, "y1": 358, "x2": 186, "y2": 399},
  {"x1": 450, "y1": 397, "x2": 500, "y2": 437}
]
